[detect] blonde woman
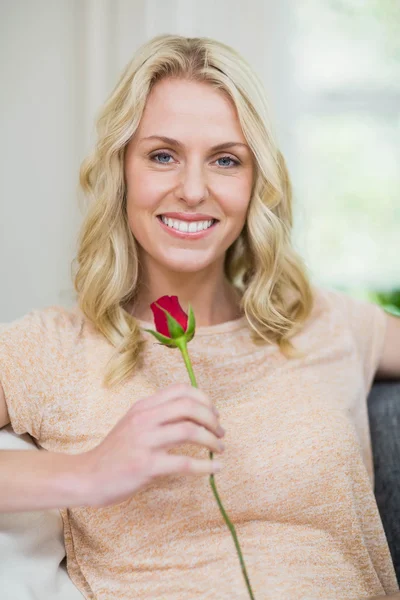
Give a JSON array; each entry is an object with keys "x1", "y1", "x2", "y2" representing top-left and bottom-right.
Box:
[{"x1": 1, "y1": 35, "x2": 400, "y2": 600}]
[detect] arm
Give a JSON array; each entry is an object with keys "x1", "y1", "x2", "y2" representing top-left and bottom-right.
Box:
[
  {"x1": 0, "y1": 382, "x2": 94, "y2": 513},
  {"x1": 376, "y1": 312, "x2": 400, "y2": 380},
  {"x1": 0, "y1": 447, "x2": 94, "y2": 513}
]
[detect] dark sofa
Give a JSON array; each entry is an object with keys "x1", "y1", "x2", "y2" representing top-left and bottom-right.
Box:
[{"x1": 368, "y1": 379, "x2": 400, "y2": 587}]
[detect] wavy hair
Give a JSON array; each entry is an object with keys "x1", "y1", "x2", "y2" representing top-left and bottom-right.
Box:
[{"x1": 73, "y1": 34, "x2": 315, "y2": 388}]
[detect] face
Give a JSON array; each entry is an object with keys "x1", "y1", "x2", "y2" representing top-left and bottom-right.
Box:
[{"x1": 124, "y1": 77, "x2": 254, "y2": 275}]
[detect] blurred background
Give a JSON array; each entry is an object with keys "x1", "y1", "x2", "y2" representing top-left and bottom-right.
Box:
[{"x1": 0, "y1": 0, "x2": 399, "y2": 322}]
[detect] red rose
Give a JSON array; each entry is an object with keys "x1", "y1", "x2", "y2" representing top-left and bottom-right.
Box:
[
  {"x1": 150, "y1": 295, "x2": 188, "y2": 338},
  {"x1": 144, "y1": 295, "x2": 195, "y2": 348}
]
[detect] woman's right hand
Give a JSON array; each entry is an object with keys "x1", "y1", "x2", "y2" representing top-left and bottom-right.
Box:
[{"x1": 82, "y1": 383, "x2": 226, "y2": 508}]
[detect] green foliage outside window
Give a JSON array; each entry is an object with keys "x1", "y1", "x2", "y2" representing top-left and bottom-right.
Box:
[{"x1": 369, "y1": 289, "x2": 400, "y2": 317}]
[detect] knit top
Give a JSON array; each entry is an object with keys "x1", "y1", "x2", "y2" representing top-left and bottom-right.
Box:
[{"x1": 0, "y1": 285, "x2": 398, "y2": 599}]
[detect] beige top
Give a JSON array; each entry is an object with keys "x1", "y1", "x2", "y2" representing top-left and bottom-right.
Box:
[{"x1": 0, "y1": 285, "x2": 398, "y2": 599}]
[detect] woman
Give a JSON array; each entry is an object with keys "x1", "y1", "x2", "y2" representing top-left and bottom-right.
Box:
[{"x1": 1, "y1": 34, "x2": 399, "y2": 600}]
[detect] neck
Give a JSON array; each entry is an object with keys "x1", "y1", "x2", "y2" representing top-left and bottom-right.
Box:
[{"x1": 127, "y1": 257, "x2": 243, "y2": 327}]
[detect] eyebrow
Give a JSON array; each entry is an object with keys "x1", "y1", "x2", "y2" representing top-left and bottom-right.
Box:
[{"x1": 140, "y1": 135, "x2": 250, "y2": 152}]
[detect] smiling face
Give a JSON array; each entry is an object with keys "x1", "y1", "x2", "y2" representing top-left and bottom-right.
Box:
[{"x1": 124, "y1": 77, "x2": 255, "y2": 276}]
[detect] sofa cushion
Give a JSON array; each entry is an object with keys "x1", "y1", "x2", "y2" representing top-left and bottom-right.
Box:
[{"x1": 0, "y1": 424, "x2": 83, "y2": 600}]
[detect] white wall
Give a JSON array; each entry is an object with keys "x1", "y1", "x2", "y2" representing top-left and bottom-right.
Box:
[
  {"x1": 0, "y1": 0, "x2": 292, "y2": 322},
  {"x1": 0, "y1": 0, "x2": 83, "y2": 321}
]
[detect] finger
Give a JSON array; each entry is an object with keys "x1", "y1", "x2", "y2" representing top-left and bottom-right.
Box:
[
  {"x1": 152, "y1": 397, "x2": 222, "y2": 437},
  {"x1": 147, "y1": 421, "x2": 225, "y2": 455},
  {"x1": 149, "y1": 452, "x2": 223, "y2": 478}
]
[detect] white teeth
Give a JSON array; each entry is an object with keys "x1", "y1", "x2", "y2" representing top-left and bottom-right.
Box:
[
  {"x1": 178, "y1": 221, "x2": 187, "y2": 232},
  {"x1": 160, "y1": 216, "x2": 214, "y2": 233}
]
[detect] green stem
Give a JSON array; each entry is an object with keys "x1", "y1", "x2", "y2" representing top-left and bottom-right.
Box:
[{"x1": 178, "y1": 340, "x2": 256, "y2": 600}]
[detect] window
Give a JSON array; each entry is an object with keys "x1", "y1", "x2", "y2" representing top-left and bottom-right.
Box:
[{"x1": 290, "y1": 0, "x2": 400, "y2": 311}]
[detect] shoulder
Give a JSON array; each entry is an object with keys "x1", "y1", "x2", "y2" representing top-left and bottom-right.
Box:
[
  {"x1": 308, "y1": 284, "x2": 387, "y2": 368},
  {"x1": 309, "y1": 284, "x2": 383, "y2": 323},
  {"x1": 0, "y1": 306, "x2": 86, "y2": 438},
  {"x1": 310, "y1": 283, "x2": 352, "y2": 311},
  {"x1": 303, "y1": 284, "x2": 352, "y2": 330},
  {"x1": 0, "y1": 305, "x2": 85, "y2": 355},
  {"x1": 303, "y1": 283, "x2": 386, "y2": 350}
]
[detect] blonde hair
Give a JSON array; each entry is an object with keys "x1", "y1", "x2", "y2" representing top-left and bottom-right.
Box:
[{"x1": 73, "y1": 34, "x2": 315, "y2": 388}]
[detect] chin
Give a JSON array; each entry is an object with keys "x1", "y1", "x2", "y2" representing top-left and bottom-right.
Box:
[
  {"x1": 161, "y1": 260, "x2": 213, "y2": 274},
  {"x1": 156, "y1": 251, "x2": 217, "y2": 274}
]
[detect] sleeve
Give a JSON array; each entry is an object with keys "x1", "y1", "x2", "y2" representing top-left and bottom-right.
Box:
[
  {"x1": 0, "y1": 307, "x2": 67, "y2": 439},
  {"x1": 321, "y1": 286, "x2": 388, "y2": 395}
]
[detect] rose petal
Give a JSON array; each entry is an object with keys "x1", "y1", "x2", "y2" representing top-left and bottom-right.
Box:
[{"x1": 151, "y1": 295, "x2": 188, "y2": 336}]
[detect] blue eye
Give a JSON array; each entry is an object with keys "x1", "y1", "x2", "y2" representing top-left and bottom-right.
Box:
[
  {"x1": 152, "y1": 152, "x2": 173, "y2": 164},
  {"x1": 216, "y1": 156, "x2": 240, "y2": 168},
  {"x1": 150, "y1": 152, "x2": 240, "y2": 167}
]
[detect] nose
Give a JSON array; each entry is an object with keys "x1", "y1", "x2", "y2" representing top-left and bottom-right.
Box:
[{"x1": 175, "y1": 160, "x2": 209, "y2": 206}]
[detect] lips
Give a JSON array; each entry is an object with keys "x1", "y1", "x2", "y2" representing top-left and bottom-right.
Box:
[
  {"x1": 157, "y1": 215, "x2": 215, "y2": 227},
  {"x1": 156, "y1": 212, "x2": 219, "y2": 222},
  {"x1": 157, "y1": 214, "x2": 218, "y2": 238}
]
